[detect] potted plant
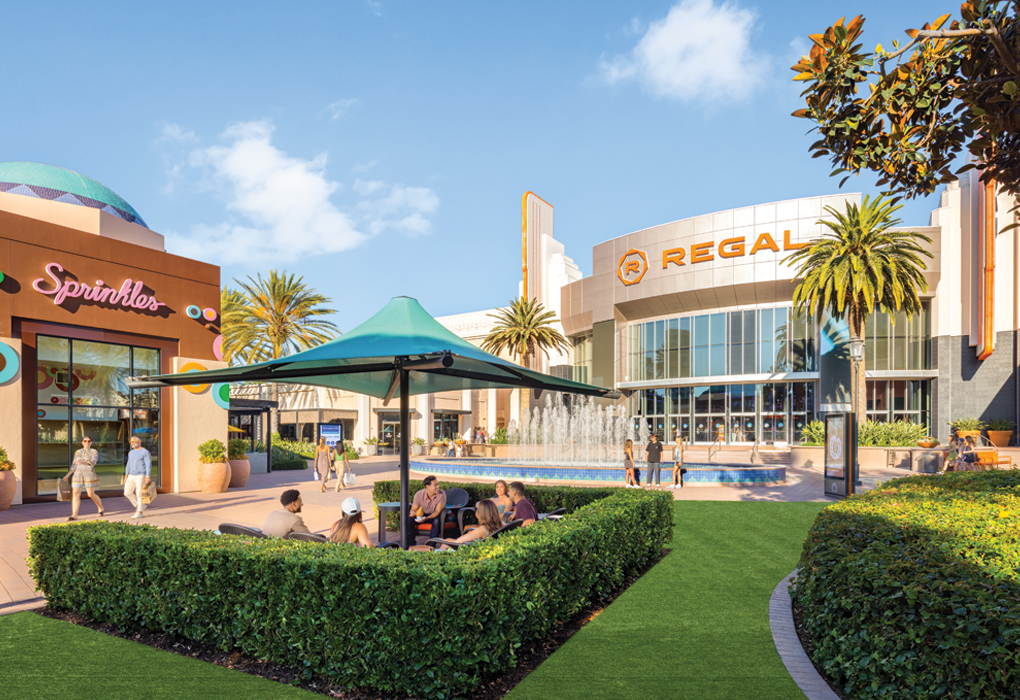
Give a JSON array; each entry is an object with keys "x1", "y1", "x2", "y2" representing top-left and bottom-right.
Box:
[
  {"x1": 0, "y1": 446, "x2": 16, "y2": 511},
  {"x1": 226, "y1": 438, "x2": 251, "y2": 488},
  {"x1": 917, "y1": 436, "x2": 939, "y2": 449},
  {"x1": 948, "y1": 418, "x2": 984, "y2": 442},
  {"x1": 411, "y1": 436, "x2": 426, "y2": 456},
  {"x1": 986, "y1": 419, "x2": 1015, "y2": 447},
  {"x1": 364, "y1": 436, "x2": 378, "y2": 457},
  {"x1": 197, "y1": 438, "x2": 231, "y2": 493}
]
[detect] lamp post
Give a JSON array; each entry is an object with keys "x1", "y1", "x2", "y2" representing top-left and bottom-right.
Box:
[{"x1": 848, "y1": 337, "x2": 865, "y2": 493}]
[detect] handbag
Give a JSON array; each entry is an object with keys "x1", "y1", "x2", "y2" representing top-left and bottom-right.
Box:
[
  {"x1": 141, "y1": 481, "x2": 157, "y2": 505},
  {"x1": 56, "y1": 478, "x2": 71, "y2": 502},
  {"x1": 343, "y1": 471, "x2": 356, "y2": 487}
]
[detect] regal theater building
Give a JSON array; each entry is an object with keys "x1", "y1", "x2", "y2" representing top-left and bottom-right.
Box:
[
  {"x1": 0, "y1": 162, "x2": 227, "y2": 506},
  {"x1": 559, "y1": 174, "x2": 1020, "y2": 447}
]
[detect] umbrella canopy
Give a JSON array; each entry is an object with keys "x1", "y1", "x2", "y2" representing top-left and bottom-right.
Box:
[{"x1": 126, "y1": 296, "x2": 617, "y2": 547}]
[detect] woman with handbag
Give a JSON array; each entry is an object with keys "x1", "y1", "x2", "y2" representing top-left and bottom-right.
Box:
[
  {"x1": 316, "y1": 437, "x2": 332, "y2": 492},
  {"x1": 333, "y1": 440, "x2": 353, "y2": 491},
  {"x1": 61, "y1": 436, "x2": 104, "y2": 520}
]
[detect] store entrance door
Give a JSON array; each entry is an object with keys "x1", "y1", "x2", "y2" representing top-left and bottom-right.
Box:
[{"x1": 380, "y1": 421, "x2": 401, "y2": 456}]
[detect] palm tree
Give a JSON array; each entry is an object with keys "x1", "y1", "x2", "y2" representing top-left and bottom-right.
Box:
[
  {"x1": 785, "y1": 196, "x2": 932, "y2": 418},
  {"x1": 220, "y1": 271, "x2": 339, "y2": 429},
  {"x1": 483, "y1": 297, "x2": 569, "y2": 423}
]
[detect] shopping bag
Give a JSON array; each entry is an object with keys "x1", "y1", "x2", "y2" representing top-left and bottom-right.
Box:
[
  {"x1": 343, "y1": 471, "x2": 356, "y2": 487},
  {"x1": 56, "y1": 478, "x2": 72, "y2": 502},
  {"x1": 141, "y1": 482, "x2": 157, "y2": 505}
]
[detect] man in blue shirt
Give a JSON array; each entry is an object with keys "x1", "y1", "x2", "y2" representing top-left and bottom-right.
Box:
[{"x1": 124, "y1": 436, "x2": 152, "y2": 519}]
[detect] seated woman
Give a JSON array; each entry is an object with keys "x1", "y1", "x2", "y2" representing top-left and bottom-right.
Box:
[
  {"x1": 328, "y1": 497, "x2": 373, "y2": 547},
  {"x1": 491, "y1": 479, "x2": 513, "y2": 515},
  {"x1": 435, "y1": 499, "x2": 502, "y2": 550}
]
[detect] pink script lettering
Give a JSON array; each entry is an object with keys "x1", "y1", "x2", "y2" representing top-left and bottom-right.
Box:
[{"x1": 32, "y1": 263, "x2": 166, "y2": 313}]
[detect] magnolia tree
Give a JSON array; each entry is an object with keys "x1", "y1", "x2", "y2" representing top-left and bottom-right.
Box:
[{"x1": 792, "y1": 2, "x2": 1020, "y2": 216}]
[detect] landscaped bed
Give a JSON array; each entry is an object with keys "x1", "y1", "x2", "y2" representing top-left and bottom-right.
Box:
[
  {"x1": 791, "y1": 471, "x2": 1020, "y2": 700},
  {"x1": 28, "y1": 485, "x2": 672, "y2": 699}
]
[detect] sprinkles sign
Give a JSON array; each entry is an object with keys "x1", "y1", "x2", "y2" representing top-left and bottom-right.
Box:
[{"x1": 32, "y1": 262, "x2": 167, "y2": 313}]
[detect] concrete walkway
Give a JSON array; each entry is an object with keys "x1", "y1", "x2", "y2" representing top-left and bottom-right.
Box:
[{"x1": 0, "y1": 458, "x2": 910, "y2": 616}]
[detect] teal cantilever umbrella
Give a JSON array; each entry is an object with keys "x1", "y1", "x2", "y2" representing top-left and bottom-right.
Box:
[{"x1": 126, "y1": 296, "x2": 617, "y2": 548}]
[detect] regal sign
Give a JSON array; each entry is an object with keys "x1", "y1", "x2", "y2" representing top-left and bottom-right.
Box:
[
  {"x1": 32, "y1": 262, "x2": 167, "y2": 312},
  {"x1": 617, "y1": 230, "x2": 811, "y2": 286}
]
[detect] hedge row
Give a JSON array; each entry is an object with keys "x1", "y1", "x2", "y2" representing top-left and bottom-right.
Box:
[
  {"x1": 790, "y1": 471, "x2": 1020, "y2": 699},
  {"x1": 29, "y1": 488, "x2": 672, "y2": 698},
  {"x1": 372, "y1": 479, "x2": 623, "y2": 530}
]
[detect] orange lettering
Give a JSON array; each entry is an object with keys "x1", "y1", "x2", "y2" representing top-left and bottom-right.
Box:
[
  {"x1": 783, "y1": 229, "x2": 808, "y2": 250},
  {"x1": 690, "y1": 242, "x2": 714, "y2": 263},
  {"x1": 625, "y1": 260, "x2": 641, "y2": 275},
  {"x1": 718, "y1": 236, "x2": 745, "y2": 258},
  {"x1": 750, "y1": 232, "x2": 780, "y2": 255},
  {"x1": 662, "y1": 247, "x2": 686, "y2": 267}
]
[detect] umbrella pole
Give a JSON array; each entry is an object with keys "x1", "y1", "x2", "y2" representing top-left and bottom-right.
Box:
[{"x1": 399, "y1": 369, "x2": 411, "y2": 550}]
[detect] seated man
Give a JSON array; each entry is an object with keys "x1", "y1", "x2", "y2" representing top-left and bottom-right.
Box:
[
  {"x1": 262, "y1": 489, "x2": 311, "y2": 538},
  {"x1": 408, "y1": 475, "x2": 447, "y2": 539},
  {"x1": 506, "y1": 480, "x2": 538, "y2": 526}
]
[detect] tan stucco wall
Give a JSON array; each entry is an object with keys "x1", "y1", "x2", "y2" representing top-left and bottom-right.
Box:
[
  {"x1": 0, "y1": 338, "x2": 24, "y2": 505},
  {"x1": 171, "y1": 357, "x2": 228, "y2": 493}
]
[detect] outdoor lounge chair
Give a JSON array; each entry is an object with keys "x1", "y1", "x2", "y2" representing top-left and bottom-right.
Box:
[
  {"x1": 539, "y1": 507, "x2": 566, "y2": 520},
  {"x1": 285, "y1": 532, "x2": 329, "y2": 543},
  {"x1": 415, "y1": 487, "x2": 470, "y2": 539},
  {"x1": 425, "y1": 518, "x2": 524, "y2": 551},
  {"x1": 217, "y1": 523, "x2": 267, "y2": 538}
]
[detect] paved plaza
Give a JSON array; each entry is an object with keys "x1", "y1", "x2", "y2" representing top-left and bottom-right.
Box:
[{"x1": 0, "y1": 457, "x2": 910, "y2": 617}]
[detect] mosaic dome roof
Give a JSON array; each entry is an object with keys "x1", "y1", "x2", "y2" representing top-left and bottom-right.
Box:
[{"x1": 0, "y1": 162, "x2": 148, "y2": 228}]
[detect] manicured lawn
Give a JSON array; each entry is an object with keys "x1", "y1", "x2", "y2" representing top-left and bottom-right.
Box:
[
  {"x1": 0, "y1": 611, "x2": 314, "y2": 700},
  {"x1": 507, "y1": 501, "x2": 828, "y2": 700}
]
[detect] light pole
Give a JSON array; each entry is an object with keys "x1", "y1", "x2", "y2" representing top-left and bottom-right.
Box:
[{"x1": 849, "y1": 337, "x2": 865, "y2": 493}]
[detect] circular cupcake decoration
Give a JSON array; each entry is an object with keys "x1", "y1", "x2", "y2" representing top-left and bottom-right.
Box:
[
  {"x1": 213, "y1": 383, "x2": 230, "y2": 410},
  {"x1": 0, "y1": 342, "x2": 20, "y2": 384},
  {"x1": 212, "y1": 335, "x2": 223, "y2": 361},
  {"x1": 179, "y1": 361, "x2": 209, "y2": 394}
]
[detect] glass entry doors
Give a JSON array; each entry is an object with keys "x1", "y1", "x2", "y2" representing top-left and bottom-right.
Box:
[{"x1": 378, "y1": 415, "x2": 401, "y2": 456}]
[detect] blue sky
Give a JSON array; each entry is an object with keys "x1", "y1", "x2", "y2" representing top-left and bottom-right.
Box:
[{"x1": 1, "y1": 0, "x2": 950, "y2": 330}]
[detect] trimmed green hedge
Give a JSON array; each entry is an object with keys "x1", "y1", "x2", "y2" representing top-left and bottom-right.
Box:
[
  {"x1": 791, "y1": 471, "x2": 1020, "y2": 699},
  {"x1": 372, "y1": 479, "x2": 624, "y2": 530},
  {"x1": 29, "y1": 488, "x2": 672, "y2": 698}
]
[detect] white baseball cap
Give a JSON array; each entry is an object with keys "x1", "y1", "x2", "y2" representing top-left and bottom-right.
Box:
[{"x1": 341, "y1": 497, "x2": 361, "y2": 515}]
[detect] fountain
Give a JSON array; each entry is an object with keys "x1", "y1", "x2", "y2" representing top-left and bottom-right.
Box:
[{"x1": 411, "y1": 394, "x2": 786, "y2": 486}]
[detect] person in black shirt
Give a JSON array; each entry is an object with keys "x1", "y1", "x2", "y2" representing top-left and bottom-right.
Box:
[{"x1": 645, "y1": 434, "x2": 664, "y2": 488}]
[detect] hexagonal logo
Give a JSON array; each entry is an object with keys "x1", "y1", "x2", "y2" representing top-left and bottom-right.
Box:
[{"x1": 617, "y1": 248, "x2": 648, "y2": 286}]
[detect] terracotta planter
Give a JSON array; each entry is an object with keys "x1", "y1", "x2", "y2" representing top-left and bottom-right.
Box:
[
  {"x1": 917, "y1": 440, "x2": 939, "y2": 449},
  {"x1": 987, "y1": 430, "x2": 1013, "y2": 448},
  {"x1": 227, "y1": 459, "x2": 251, "y2": 488},
  {"x1": 198, "y1": 462, "x2": 231, "y2": 493},
  {"x1": 955, "y1": 430, "x2": 981, "y2": 442},
  {"x1": 0, "y1": 470, "x2": 16, "y2": 511}
]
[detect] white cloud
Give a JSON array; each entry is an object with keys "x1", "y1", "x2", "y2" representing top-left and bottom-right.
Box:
[
  {"x1": 165, "y1": 120, "x2": 439, "y2": 264},
  {"x1": 159, "y1": 123, "x2": 198, "y2": 143},
  {"x1": 326, "y1": 98, "x2": 362, "y2": 120},
  {"x1": 599, "y1": 0, "x2": 768, "y2": 103}
]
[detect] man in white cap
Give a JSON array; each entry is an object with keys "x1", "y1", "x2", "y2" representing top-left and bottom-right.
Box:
[{"x1": 328, "y1": 496, "x2": 373, "y2": 547}]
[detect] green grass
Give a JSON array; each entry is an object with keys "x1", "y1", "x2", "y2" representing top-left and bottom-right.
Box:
[
  {"x1": 507, "y1": 501, "x2": 828, "y2": 700},
  {"x1": 0, "y1": 611, "x2": 315, "y2": 700}
]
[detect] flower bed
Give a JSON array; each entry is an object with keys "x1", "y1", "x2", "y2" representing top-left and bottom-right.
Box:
[
  {"x1": 791, "y1": 471, "x2": 1020, "y2": 699},
  {"x1": 28, "y1": 488, "x2": 672, "y2": 698}
]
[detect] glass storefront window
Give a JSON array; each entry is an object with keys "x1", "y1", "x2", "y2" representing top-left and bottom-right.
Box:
[{"x1": 36, "y1": 337, "x2": 160, "y2": 496}]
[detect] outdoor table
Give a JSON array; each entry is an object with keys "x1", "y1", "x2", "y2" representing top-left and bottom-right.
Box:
[{"x1": 376, "y1": 501, "x2": 402, "y2": 544}]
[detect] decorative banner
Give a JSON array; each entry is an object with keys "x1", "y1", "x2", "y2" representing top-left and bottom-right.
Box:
[
  {"x1": 212, "y1": 382, "x2": 230, "y2": 410},
  {"x1": 212, "y1": 335, "x2": 223, "y2": 361},
  {"x1": 179, "y1": 361, "x2": 210, "y2": 394},
  {"x1": 0, "y1": 342, "x2": 20, "y2": 383}
]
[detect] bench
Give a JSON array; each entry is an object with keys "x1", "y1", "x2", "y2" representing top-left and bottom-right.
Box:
[{"x1": 974, "y1": 450, "x2": 1013, "y2": 470}]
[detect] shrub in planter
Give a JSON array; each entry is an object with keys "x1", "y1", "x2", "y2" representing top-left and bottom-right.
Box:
[
  {"x1": 0, "y1": 446, "x2": 16, "y2": 511},
  {"x1": 196, "y1": 439, "x2": 230, "y2": 493},
  {"x1": 948, "y1": 417, "x2": 985, "y2": 441},
  {"x1": 226, "y1": 439, "x2": 251, "y2": 488},
  {"x1": 799, "y1": 420, "x2": 825, "y2": 446},
  {"x1": 791, "y1": 471, "x2": 1020, "y2": 700},
  {"x1": 986, "y1": 418, "x2": 1015, "y2": 447},
  {"x1": 27, "y1": 489, "x2": 672, "y2": 698}
]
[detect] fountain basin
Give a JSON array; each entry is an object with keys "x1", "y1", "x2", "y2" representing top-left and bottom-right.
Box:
[{"x1": 410, "y1": 458, "x2": 784, "y2": 486}]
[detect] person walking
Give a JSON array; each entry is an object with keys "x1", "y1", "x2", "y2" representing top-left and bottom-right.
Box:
[
  {"x1": 61, "y1": 436, "x2": 104, "y2": 521},
  {"x1": 333, "y1": 440, "x2": 352, "y2": 492},
  {"x1": 315, "y1": 437, "x2": 332, "y2": 493},
  {"x1": 670, "y1": 433, "x2": 687, "y2": 489},
  {"x1": 123, "y1": 436, "x2": 152, "y2": 518},
  {"x1": 623, "y1": 439, "x2": 639, "y2": 488},
  {"x1": 645, "y1": 433, "x2": 664, "y2": 489}
]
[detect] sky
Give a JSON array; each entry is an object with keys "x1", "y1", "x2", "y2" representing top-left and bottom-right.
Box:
[{"x1": 0, "y1": 0, "x2": 954, "y2": 331}]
